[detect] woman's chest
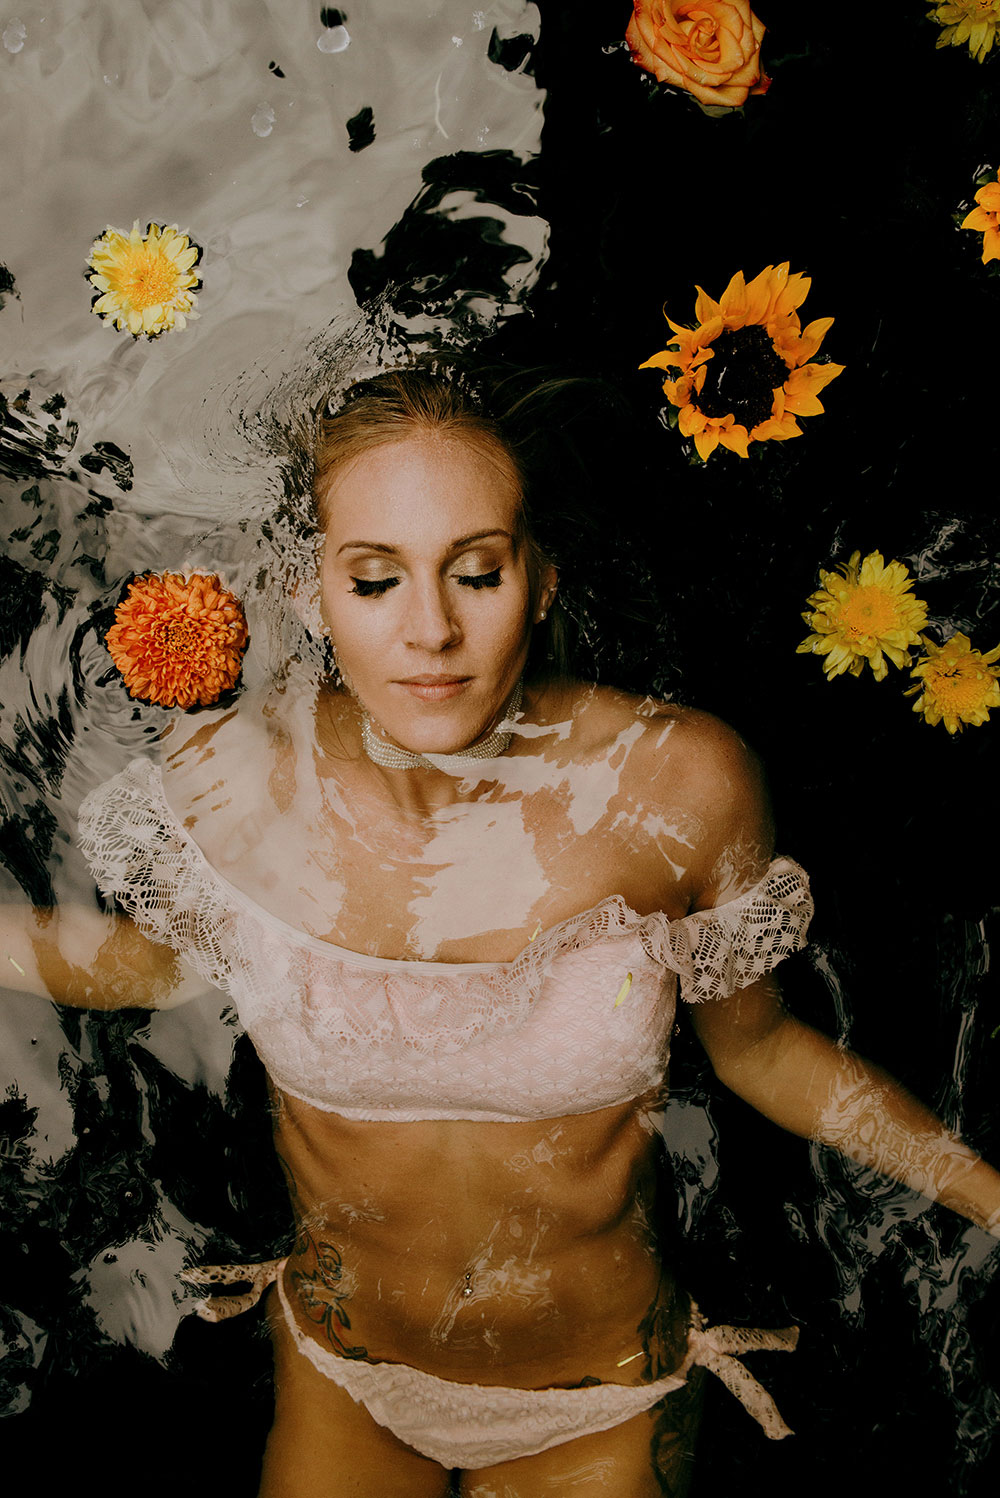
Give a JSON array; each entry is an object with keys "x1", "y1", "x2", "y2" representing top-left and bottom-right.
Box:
[{"x1": 243, "y1": 789, "x2": 685, "y2": 962}]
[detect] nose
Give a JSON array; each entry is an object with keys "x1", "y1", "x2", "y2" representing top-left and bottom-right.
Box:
[{"x1": 404, "y1": 578, "x2": 462, "y2": 652}]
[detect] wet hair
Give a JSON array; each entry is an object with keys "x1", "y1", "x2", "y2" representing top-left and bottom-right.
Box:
[{"x1": 310, "y1": 354, "x2": 658, "y2": 686}]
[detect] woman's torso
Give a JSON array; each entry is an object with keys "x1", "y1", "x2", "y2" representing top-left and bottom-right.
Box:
[{"x1": 160, "y1": 678, "x2": 711, "y2": 1383}]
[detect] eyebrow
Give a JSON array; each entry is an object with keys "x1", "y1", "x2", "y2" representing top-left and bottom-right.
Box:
[{"x1": 336, "y1": 529, "x2": 514, "y2": 557}]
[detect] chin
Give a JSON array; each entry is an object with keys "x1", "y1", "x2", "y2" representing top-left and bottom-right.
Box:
[
  {"x1": 374, "y1": 688, "x2": 503, "y2": 745},
  {"x1": 389, "y1": 719, "x2": 488, "y2": 756}
]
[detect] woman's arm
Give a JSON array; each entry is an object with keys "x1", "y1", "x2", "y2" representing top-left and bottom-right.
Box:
[
  {"x1": 2, "y1": 900, "x2": 208, "y2": 1010},
  {"x1": 689, "y1": 978, "x2": 1000, "y2": 1237},
  {"x1": 667, "y1": 712, "x2": 1000, "y2": 1236}
]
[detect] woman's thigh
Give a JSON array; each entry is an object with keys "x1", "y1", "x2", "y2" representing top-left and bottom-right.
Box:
[
  {"x1": 259, "y1": 1291, "x2": 453, "y2": 1498},
  {"x1": 459, "y1": 1373, "x2": 704, "y2": 1498}
]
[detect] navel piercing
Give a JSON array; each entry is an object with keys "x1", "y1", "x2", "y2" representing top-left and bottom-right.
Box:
[{"x1": 462, "y1": 1270, "x2": 474, "y2": 1298}]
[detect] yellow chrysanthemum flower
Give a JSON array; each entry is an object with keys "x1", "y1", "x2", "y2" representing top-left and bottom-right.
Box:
[
  {"x1": 640, "y1": 263, "x2": 844, "y2": 462},
  {"x1": 961, "y1": 170, "x2": 1000, "y2": 264},
  {"x1": 797, "y1": 550, "x2": 929, "y2": 682},
  {"x1": 906, "y1": 633, "x2": 1000, "y2": 733},
  {"x1": 928, "y1": 0, "x2": 1000, "y2": 62},
  {"x1": 87, "y1": 221, "x2": 201, "y2": 338}
]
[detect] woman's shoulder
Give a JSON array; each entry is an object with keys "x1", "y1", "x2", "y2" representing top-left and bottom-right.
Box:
[
  {"x1": 544, "y1": 681, "x2": 759, "y2": 778},
  {"x1": 156, "y1": 680, "x2": 300, "y2": 828},
  {"x1": 546, "y1": 682, "x2": 771, "y2": 872}
]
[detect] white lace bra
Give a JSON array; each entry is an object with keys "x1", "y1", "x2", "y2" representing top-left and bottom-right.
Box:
[{"x1": 77, "y1": 758, "x2": 813, "y2": 1123}]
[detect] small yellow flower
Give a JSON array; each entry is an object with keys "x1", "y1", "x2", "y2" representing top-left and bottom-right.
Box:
[
  {"x1": 906, "y1": 633, "x2": 1000, "y2": 733},
  {"x1": 928, "y1": 0, "x2": 1000, "y2": 62},
  {"x1": 87, "y1": 221, "x2": 201, "y2": 338},
  {"x1": 797, "y1": 550, "x2": 929, "y2": 682},
  {"x1": 961, "y1": 170, "x2": 1000, "y2": 265}
]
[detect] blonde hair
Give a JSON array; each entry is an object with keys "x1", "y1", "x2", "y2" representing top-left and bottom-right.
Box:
[{"x1": 312, "y1": 366, "x2": 520, "y2": 523}]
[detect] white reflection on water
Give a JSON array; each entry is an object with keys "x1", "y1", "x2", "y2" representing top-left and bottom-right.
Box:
[
  {"x1": 1, "y1": 0, "x2": 545, "y2": 1379},
  {"x1": 1, "y1": 0, "x2": 545, "y2": 516}
]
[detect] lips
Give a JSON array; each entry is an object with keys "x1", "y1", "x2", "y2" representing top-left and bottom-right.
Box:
[{"x1": 393, "y1": 676, "x2": 471, "y2": 701}]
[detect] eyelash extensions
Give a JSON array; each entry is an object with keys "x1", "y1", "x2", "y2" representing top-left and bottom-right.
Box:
[
  {"x1": 349, "y1": 569, "x2": 503, "y2": 598},
  {"x1": 458, "y1": 568, "x2": 503, "y2": 591}
]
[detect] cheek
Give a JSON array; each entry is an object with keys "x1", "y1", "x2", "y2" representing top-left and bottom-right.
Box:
[{"x1": 479, "y1": 585, "x2": 534, "y2": 652}]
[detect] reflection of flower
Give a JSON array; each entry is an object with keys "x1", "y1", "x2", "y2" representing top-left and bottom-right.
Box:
[
  {"x1": 105, "y1": 573, "x2": 248, "y2": 708},
  {"x1": 797, "y1": 551, "x2": 929, "y2": 682},
  {"x1": 928, "y1": 1, "x2": 1000, "y2": 63},
  {"x1": 626, "y1": 1, "x2": 768, "y2": 108},
  {"x1": 907, "y1": 633, "x2": 1000, "y2": 732},
  {"x1": 640, "y1": 264, "x2": 844, "y2": 461},
  {"x1": 87, "y1": 222, "x2": 201, "y2": 337},
  {"x1": 961, "y1": 170, "x2": 1000, "y2": 264}
]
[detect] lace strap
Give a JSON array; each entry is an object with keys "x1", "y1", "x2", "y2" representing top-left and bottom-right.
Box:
[
  {"x1": 643, "y1": 858, "x2": 813, "y2": 1004},
  {"x1": 180, "y1": 1258, "x2": 286, "y2": 1321},
  {"x1": 686, "y1": 1313, "x2": 799, "y2": 1439}
]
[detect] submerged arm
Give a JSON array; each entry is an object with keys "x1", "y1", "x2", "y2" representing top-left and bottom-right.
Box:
[
  {"x1": 1, "y1": 899, "x2": 207, "y2": 1010},
  {"x1": 664, "y1": 709, "x2": 1000, "y2": 1236},
  {"x1": 689, "y1": 979, "x2": 1000, "y2": 1237}
]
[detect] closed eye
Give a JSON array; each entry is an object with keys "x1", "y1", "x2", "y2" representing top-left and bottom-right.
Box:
[
  {"x1": 456, "y1": 568, "x2": 502, "y2": 590},
  {"x1": 350, "y1": 577, "x2": 399, "y2": 597}
]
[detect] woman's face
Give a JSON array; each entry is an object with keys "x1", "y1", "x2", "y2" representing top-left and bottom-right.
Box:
[{"x1": 318, "y1": 432, "x2": 552, "y2": 756}]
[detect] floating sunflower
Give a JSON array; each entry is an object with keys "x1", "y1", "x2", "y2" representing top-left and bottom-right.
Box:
[
  {"x1": 797, "y1": 551, "x2": 929, "y2": 682},
  {"x1": 640, "y1": 264, "x2": 844, "y2": 461},
  {"x1": 961, "y1": 169, "x2": 1000, "y2": 264},
  {"x1": 105, "y1": 572, "x2": 248, "y2": 709},
  {"x1": 907, "y1": 633, "x2": 1000, "y2": 733},
  {"x1": 87, "y1": 221, "x2": 201, "y2": 338},
  {"x1": 928, "y1": 0, "x2": 1000, "y2": 62}
]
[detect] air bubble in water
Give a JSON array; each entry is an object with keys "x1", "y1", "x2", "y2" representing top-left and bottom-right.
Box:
[
  {"x1": 3, "y1": 17, "x2": 27, "y2": 52},
  {"x1": 252, "y1": 102, "x2": 276, "y2": 138},
  {"x1": 317, "y1": 25, "x2": 350, "y2": 53}
]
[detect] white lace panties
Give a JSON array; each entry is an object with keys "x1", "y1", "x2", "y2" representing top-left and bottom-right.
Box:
[{"x1": 183, "y1": 1259, "x2": 799, "y2": 1468}]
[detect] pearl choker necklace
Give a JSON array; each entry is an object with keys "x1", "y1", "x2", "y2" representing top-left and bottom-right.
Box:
[{"x1": 361, "y1": 681, "x2": 523, "y2": 770}]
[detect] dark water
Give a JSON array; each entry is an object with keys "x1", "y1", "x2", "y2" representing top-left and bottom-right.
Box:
[{"x1": 2, "y1": 3, "x2": 999, "y2": 1493}]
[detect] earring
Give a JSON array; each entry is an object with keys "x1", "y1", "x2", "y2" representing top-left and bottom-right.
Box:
[{"x1": 538, "y1": 609, "x2": 547, "y2": 621}]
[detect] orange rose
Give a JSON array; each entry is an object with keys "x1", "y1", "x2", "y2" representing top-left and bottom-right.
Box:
[{"x1": 626, "y1": 1, "x2": 769, "y2": 109}]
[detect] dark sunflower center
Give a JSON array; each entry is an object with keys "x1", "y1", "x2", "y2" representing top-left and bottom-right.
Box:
[{"x1": 694, "y1": 325, "x2": 788, "y2": 431}]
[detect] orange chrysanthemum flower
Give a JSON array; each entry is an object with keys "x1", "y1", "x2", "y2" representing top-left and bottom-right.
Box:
[
  {"x1": 105, "y1": 572, "x2": 248, "y2": 709},
  {"x1": 640, "y1": 263, "x2": 845, "y2": 461},
  {"x1": 906, "y1": 632, "x2": 1000, "y2": 733},
  {"x1": 961, "y1": 170, "x2": 1000, "y2": 264}
]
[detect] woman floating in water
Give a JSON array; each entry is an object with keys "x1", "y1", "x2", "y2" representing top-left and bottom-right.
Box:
[{"x1": 6, "y1": 362, "x2": 1000, "y2": 1496}]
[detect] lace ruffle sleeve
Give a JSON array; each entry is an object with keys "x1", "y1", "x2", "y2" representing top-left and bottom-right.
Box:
[
  {"x1": 77, "y1": 758, "x2": 236, "y2": 993},
  {"x1": 642, "y1": 858, "x2": 813, "y2": 1004}
]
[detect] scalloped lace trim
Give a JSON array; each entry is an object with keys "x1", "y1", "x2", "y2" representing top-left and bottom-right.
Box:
[{"x1": 78, "y1": 758, "x2": 813, "y2": 1024}]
